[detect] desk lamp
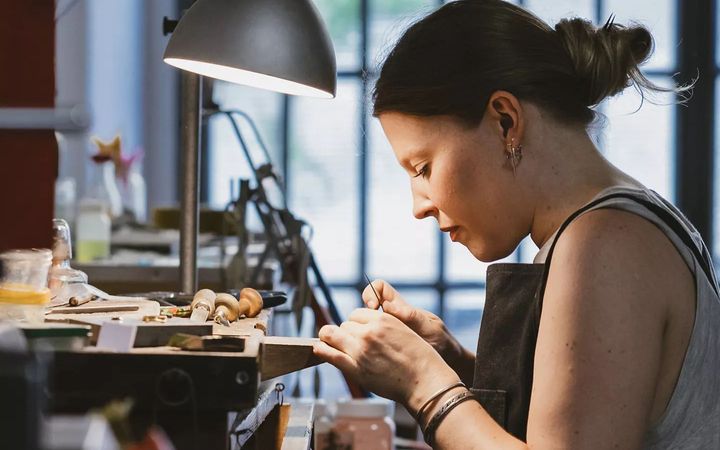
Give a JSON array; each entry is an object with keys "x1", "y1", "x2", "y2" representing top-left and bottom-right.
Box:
[{"x1": 163, "y1": 0, "x2": 336, "y2": 293}]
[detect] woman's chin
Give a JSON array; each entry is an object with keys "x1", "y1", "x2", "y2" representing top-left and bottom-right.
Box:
[{"x1": 464, "y1": 239, "x2": 515, "y2": 263}]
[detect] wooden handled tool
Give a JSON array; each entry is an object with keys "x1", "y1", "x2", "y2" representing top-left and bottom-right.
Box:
[
  {"x1": 69, "y1": 293, "x2": 97, "y2": 307},
  {"x1": 213, "y1": 293, "x2": 240, "y2": 326},
  {"x1": 238, "y1": 288, "x2": 263, "y2": 318},
  {"x1": 190, "y1": 289, "x2": 216, "y2": 322}
]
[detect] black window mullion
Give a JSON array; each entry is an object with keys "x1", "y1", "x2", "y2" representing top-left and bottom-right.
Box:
[
  {"x1": 595, "y1": 0, "x2": 605, "y2": 24},
  {"x1": 329, "y1": 281, "x2": 486, "y2": 291},
  {"x1": 675, "y1": 0, "x2": 716, "y2": 247}
]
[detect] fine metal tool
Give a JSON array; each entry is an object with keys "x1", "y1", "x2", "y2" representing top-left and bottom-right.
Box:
[{"x1": 364, "y1": 273, "x2": 382, "y2": 309}]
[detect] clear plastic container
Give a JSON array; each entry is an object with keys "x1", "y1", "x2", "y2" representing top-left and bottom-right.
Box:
[
  {"x1": 333, "y1": 399, "x2": 395, "y2": 450},
  {"x1": 0, "y1": 249, "x2": 52, "y2": 323}
]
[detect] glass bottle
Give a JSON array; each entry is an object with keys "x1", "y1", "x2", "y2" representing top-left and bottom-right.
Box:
[
  {"x1": 85, "y1": 156, "x2": 122, "y2": 219},
  {"x1": 75, "y1": 200, "x2": 111, "y2": 263},
  {"x1": 49, "y1": 219, "x2": 88, "y2": 300}
]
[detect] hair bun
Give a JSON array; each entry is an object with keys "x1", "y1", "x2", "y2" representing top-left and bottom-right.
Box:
[{"x1": 554, "y1": 16, "x2": 653, "y2": 106}]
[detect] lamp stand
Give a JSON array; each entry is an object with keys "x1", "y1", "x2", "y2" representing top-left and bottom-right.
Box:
[{"x1": 179, "y1": 71, "x2": 202, "y2": 294}]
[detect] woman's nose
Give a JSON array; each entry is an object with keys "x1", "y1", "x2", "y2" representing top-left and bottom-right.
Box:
[{"x1": 412, "y1": 191, "x2": 437, "y2": 220}]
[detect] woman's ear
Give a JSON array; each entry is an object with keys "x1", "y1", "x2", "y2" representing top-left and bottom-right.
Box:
[{"x1": 486, "y1": 91, "x2": 525, "y2": 145}]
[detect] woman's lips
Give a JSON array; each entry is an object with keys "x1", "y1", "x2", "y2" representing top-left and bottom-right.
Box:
[
  {"x1": 442, "y1": 226, "x2": 460, "y2": 241},
  {"x1": 450, "y1": 228, "x2": 459, "y2": 241}
]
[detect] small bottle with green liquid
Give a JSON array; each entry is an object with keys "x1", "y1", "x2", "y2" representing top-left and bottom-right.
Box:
[{"x1": 75, "y1": 199, "x2": 111, "y2": 263}]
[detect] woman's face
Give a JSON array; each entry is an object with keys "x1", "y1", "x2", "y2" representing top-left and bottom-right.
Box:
[{"x1": 379, "y1": 112, "x2": 529, "y2": 262}]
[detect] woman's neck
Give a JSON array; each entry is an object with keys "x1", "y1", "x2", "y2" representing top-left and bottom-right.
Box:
[{"x1": 526, "y1": 128, "x2": 642, "y2": 250}]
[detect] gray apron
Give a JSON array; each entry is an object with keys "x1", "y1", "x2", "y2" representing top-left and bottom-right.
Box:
[{"x1": 470, "y1": 192, "x2": 718, "y2": 441}]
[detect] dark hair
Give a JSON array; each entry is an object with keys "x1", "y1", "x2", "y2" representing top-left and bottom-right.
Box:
[{"x1": 372, "y1": 0, "x2": 688, "y2": 126}]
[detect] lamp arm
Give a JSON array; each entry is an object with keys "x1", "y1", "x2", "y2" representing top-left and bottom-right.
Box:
[
  {"x1": 226, "y1": 110, "x2": 279, "y2": 180},
  {"x1": 205, "y1": 108, "x2": 288, "y2": 208}
]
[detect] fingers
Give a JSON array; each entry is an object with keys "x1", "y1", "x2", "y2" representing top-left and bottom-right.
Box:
[
  {"x1": 360, "y1": 281, "x2": 428, "y2": 331},
  {"x1": 361, "y1": 280, "x2": 381, "y2": 309},
  {"x1": 385, "y1": 302, "x2": 425, "y2": 330},
  {"x1": 348, "y1": 308, "x2": 383, "y2": 324},
  {"x1": 318, "y1": 325, "x2": 361, "y2": 358},
  {"x1": 362, "y1": 279, "x2": 402, "y2": 310},
  {"x1": 313, "y1": 340, "x2": 358, "y2": 375}
]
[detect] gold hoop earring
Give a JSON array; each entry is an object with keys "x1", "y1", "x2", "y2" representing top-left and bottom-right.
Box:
[{"x1": 505, "y1": 138, "x2": 523, "y2": 176}]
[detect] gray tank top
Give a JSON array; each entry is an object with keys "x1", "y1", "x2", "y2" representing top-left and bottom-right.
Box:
[{"x1": 535, "y1": 186, "x2": 720, "y2": 449}]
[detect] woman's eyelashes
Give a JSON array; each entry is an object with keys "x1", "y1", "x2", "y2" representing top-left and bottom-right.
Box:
[{"x1": 413, "y1": 164, "x2": 430, "y2": 179}]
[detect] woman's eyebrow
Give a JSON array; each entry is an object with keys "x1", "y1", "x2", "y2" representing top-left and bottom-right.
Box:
[{"x1": 404, "y1": 145, "x2": 431, "y2": 163}]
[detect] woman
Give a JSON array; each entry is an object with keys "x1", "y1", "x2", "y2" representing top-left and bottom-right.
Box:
[{"x1": 313, "y1": 1, "x2": 720, "y2": 448}]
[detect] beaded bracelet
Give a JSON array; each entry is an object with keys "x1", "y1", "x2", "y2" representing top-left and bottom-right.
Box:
[
  {"x1": 423, "y1": 389, "x2": 475, "y2": 447},
  {"x1": 415, "y1": 381, "x2": 465, "y2": 425}
]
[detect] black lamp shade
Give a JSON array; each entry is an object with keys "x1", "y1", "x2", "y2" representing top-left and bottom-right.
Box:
[{"x1": 164, "y1": 0, "x2": 337, "y2": 98}]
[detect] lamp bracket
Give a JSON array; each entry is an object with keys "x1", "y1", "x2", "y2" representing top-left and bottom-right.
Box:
[{"x1": 162, "y1": 17, "x2": 179, "y2": 36}]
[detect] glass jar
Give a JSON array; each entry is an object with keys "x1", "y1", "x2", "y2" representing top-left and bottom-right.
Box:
[
  {"x1": 0, "y1": 249, "x2": 52, "y2": 323},
  {"x1": 49, "y1": 219, "x2": 88, "y2": 302}
]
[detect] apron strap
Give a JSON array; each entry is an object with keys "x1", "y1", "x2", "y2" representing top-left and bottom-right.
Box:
[{"x1": 537, "y1": 192, "x2": 719, "y2": 306}]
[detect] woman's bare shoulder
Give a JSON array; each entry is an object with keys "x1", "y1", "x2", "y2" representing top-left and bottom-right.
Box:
[{"x1": 527, "y1": 207, "x2": 694, "y2": 448}]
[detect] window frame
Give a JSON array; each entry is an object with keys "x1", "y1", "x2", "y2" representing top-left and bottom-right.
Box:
[{"x1": 206, "y1": 0, "x2": 714, "y2": 322}]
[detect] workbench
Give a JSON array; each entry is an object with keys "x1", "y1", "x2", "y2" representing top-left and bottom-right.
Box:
[{"x1": 46, "y1": 305, "x2": 320, "y2": 449}]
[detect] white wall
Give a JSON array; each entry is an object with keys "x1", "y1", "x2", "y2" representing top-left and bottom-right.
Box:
[{"x1": 55, "y1": 0, "x2": 180, "y2": 218}]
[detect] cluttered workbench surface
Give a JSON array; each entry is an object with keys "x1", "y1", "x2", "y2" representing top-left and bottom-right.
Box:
[
  {"x1": 2, "y1": 261, "x2": 321, "y2": 450},
  {"x1": 33, "y1": 291, "x2": 321, "y2": 449}
]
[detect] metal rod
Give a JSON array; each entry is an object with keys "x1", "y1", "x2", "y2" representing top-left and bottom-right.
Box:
[
  {"x1": 179, "y1": 72, "x2": 202, "y2": 294},
  {"x1": 0, "y1": 106, "x2": 90, "y2": 130}
]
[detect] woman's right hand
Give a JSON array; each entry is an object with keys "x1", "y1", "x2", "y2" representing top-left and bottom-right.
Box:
[{"x1": 362, "y1": 279, "x2": 465, "y2": 365}]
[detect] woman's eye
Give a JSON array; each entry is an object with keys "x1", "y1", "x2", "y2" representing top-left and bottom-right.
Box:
[{"x1": 413, "y1": 165, "x2": 429, "y2": 179}]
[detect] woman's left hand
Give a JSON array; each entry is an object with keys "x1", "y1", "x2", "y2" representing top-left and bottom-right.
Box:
[{"x1": 314, "y1": 308, "x2": 461, "y2": 412}]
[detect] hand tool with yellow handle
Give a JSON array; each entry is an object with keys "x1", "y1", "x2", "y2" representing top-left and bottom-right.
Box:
[
  {"x1": 190, "y1": 288, "x2": 216, "y2": 323},
  {"x1": 213, "y1": 293, "x2": 240, "y2": 326},
  {"x1": 237, "y1": 287, "x2": 264, "y2": 318}
]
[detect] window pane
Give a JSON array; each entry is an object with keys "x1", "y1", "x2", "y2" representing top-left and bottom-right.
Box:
[
  {"x1": 445, "y1": 289, "x2": 485, "y2": 352},
  {"x1": 326, "y1": 287, "x2": 363, "y2": 325},
  {"x1": 605, "y1": 0, "x2": 676, "y2": 71},
  {"x1": 601, "y1": 76, "x2": 676, "y2": 200},
  {"x1": 313, "y1": 0, "x2": 361, "y2": 72},
  {"x1": 397, "y1": 288, "x2": 439, "y2": 316},
  {"x1": 518, "y1": 236, "x2": 540, "y2": 264},
  {"x1": 525, "y1": 0, "x2": 594, "y2": 25},
  {"x1": 369, "y1": 0, "x2": 437, "y2": 72},
  {"x1": 208, "y1": 83, "x2": 284, "y2": 209},
  {"x1": 288, "y1": 80, "x2": 361, "y2": 282},
  {"x1": 368, "y1": 118, "x2": 438, "y2": 281}
]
